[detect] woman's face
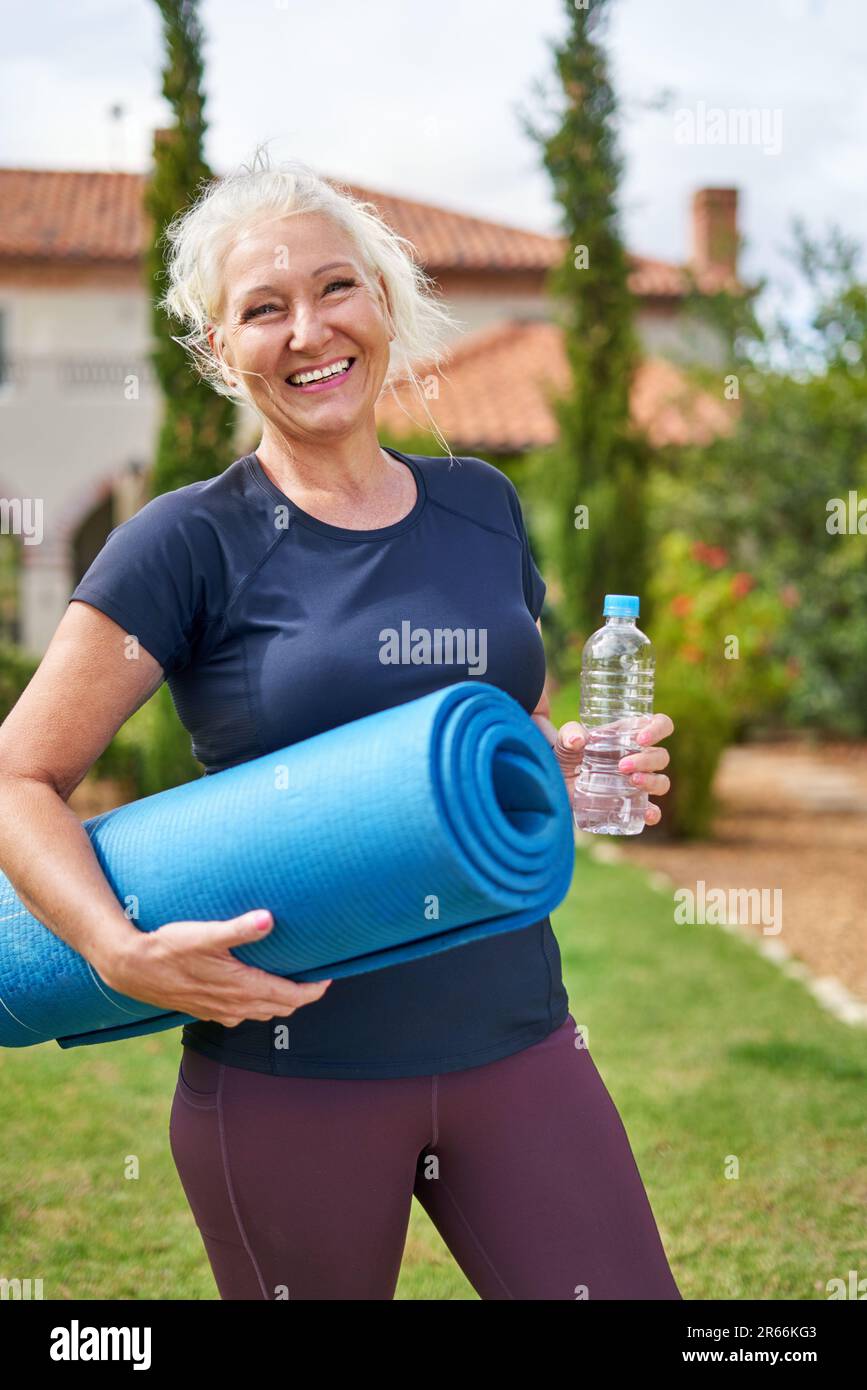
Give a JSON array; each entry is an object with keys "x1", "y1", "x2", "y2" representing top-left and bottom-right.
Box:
[{"x1": 209, "y1": 211, "x2": 393, "y2": 443}]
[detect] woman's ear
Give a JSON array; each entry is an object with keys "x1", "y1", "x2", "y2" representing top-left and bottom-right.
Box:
[
  {"x1": 208, "y1": 324, "x2": 237, "y2": 388},
  {"x1": 376, "y1": 274, "x2": 396, "y2": 341}
]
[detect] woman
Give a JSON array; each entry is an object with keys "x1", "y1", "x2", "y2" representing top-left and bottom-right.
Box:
[{"x1": 0, "y1": 154, "x2": 678, "y2": 1301}]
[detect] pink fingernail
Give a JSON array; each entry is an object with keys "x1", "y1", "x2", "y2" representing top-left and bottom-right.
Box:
[
  {"x1": 620, "y1": 758, "x2": 634, "y2": 771},
  {"x1": 631, "y1": 773, "x2": 644, "y2": 784}
]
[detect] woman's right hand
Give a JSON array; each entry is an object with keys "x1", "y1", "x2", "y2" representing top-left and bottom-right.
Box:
[{"x1": 95, "y1": 910, "x2": 332, "y2": 1028}]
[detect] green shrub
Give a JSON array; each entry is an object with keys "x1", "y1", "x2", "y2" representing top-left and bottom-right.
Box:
[
  {"x1": 645, "y1": 531, "x2": 792, "y2": 837},
  {"x1": 651, "y1": 667, "x2": 733, "y2": 840},
  {"x1": 1, "y1": 641, "x2": 201, "y2": 800},
  {"x1": 551, "y1": 667, "x2": 731, "y2": 841},
  {"x1": 0, "y1": 643, "x2": 39, "y2": 723},
  {"x1": 138, "y1": 683, "x2": 202, "y2": 797},
  {"x1": 92, "y1": 683, "x2": 202, "y2": 799},
  {"x1": 649, "y1": 227, "x2": 867, "y2": 737},
  {"x1": 648, "y1": 531, "x2": 792, "y2": 732},
  {"x1": 89, "y1": 720, "x2": 145, "y2": 792}
]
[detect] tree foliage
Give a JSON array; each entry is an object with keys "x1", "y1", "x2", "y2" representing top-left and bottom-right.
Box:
[
  {"x1": 141, "y1": 0, "x2": 236, "y2": 788},
  {"x1": 652, "y1": 225, "x2": 867, "y2": 736},
  {"x1": 144, "y1": 0, "x2": 237, "y2": 496},
  {"x1": 520, "y1": 0, "x2": 650, "y2": 644}
]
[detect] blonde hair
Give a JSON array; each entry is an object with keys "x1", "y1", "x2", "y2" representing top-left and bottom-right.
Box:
[{"x1": 156, "y1": 143, "x2": 464, "y2": 458}]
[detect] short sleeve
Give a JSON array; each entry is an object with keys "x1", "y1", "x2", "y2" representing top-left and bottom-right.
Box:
[
  {"x1": 505, "y1": 479, "x2": 547, "y2": 621},
  {"x1": 68, "y1": 493, "x2": 208, "y2": 677}
]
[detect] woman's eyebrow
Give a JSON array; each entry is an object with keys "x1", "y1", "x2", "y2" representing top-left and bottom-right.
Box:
[{"x1": 236, "y1": 263, "x2": 358, "y2": 305}]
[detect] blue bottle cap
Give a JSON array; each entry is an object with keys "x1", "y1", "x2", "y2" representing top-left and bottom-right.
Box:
[{"x1": 603, "y1": 594, "x2": 640, "y2": 618}]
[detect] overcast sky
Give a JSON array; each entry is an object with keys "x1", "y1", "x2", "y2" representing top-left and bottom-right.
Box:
[{"x1": 2, "y1": 0, "x2": 864, "y2": 311}]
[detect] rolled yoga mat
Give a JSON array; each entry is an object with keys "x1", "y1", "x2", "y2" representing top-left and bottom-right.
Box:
[{"x1": 0, "y1": 680, "x2": 575, "y2": 1050}]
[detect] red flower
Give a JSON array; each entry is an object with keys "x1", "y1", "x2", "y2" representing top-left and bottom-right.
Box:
[
  {"x1": 781, "y1": 584, "x2": 800, "y2": 609},
  {"x1": 681, "y1": 644, "x2": 702, "y2": 664},
  {"x1": 670, "y1": 593, "x2": 693, "y2": 617},
  {"x1": 731, "y1": 572, "x2": 754, "y2": 599},
  {"x1": 691, "y1": 541, "x2": 729, "y2": 569}
]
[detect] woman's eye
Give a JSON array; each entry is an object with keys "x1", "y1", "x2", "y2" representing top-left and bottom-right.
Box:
[{"x1": 242, "y1": 284, "x2": 353, "y2": 321}]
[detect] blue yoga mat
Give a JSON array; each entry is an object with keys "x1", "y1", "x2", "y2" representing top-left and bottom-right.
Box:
[{"x1": 0, "y1": 681, "x2": 574, "y2": 1050}]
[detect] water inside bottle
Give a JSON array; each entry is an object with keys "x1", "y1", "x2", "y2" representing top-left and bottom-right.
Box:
[
  {"x1": 572, "y1": 600, "x2": 656, "y2": 837},
  {"x1": 573, "y1": 716, "x2": 653, "y2": 836}
]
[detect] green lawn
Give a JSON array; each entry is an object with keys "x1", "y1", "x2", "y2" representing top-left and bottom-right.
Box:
[{"x1": 1, "y1": 848, "x2": 864, "y2": 1300}]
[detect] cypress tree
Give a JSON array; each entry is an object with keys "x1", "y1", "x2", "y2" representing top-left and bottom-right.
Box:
[
  {"x1": 521, "y1": 0, "x2": 650, "y2": 648},
  {"x1": 144, "y1": 0, "x2": 237, "y2": 496},
  {"x1": 140, "y1": 0, "x2": 237, "y2": 789}
]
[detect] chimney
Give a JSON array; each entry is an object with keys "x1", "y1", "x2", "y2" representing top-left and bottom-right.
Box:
[{"x1": 691, "y1": 188, "x2": 739, "y2": 284}]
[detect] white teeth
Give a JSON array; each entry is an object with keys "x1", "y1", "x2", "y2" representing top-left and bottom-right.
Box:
[{"x1": 288, "y1": 358, "x2": 352, "y2": 386}]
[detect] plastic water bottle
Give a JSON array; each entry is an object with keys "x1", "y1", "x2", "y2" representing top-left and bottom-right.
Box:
[{"x1": 572, "y1": 594, "x2": 655, "y2": 836}]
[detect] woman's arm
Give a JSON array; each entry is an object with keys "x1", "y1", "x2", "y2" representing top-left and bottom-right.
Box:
[
  {"x1": 0, "y1": 601, "x2": 334, "y2": 1025},
  {"x1": 0, "y1": 601, "x2": 167, "y2": 977}
]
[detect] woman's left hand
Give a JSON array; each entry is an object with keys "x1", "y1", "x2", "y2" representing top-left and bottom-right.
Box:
[{"x1": 546, "y1": 713, "x2": 675, "y2": 828}]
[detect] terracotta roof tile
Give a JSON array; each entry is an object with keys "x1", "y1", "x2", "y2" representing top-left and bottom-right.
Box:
[
  {"x1": 376, "y1": 320, "x2": 736, "y2": 451},
  {"x1": 329, "y1": 176, "x2": 563, "y2": 272},
  {"x1": 0, "y1": 166, "x2": 733, "y2": 293},
  {"x1": 0, "y1": 169, "x2": 148, "y2": 261}
]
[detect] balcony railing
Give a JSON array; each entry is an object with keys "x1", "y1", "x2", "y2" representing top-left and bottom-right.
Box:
[{"x1": 0, "y1": 355, "x2": 158, "y2": 391}]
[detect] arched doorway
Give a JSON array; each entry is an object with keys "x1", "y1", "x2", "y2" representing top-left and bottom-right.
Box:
[{"x1": 71, "y1": 490, "x2": 115, "y2": 588}]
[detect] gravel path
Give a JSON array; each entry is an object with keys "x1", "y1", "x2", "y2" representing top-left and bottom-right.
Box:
[{"x1": 613, "y1": 741, "x2": 867, "y2": 1004}]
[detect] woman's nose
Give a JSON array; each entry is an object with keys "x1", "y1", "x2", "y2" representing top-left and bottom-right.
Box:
[{"x1": 287, "y1": 303, "x2": 330, "y2": 352}]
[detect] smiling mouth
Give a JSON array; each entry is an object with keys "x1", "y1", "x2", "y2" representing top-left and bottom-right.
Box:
[{"x1": 285, "y1": 357, "x2": 356, "y2": 391}]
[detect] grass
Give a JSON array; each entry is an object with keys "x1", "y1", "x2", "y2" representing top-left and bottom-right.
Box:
[{"x1": 1, "y1": 848, "x2": 864, "y2": 1300}]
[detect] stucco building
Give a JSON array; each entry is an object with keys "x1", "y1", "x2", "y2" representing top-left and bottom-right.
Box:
[{"x1": 0, "y1": 158, "x2": 738, "y2": 655}]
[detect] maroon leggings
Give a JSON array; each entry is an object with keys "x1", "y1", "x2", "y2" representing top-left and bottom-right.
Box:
[{"x1": 169, "y1": 1014, "x2": 682, "y2": 1300}]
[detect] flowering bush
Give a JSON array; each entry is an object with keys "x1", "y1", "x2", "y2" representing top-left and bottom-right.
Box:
[
  {"x1": 643, "y1": 531, "x2": 793, "y2": 838},
  {"x1": 649, "y1": 532, "x2": 792, "y2": 733},
  {"x1": 649, "y1": 227, "x2": 867, "y2": 736}
]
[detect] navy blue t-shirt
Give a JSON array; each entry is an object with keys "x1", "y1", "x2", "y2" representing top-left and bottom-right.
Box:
[{"x1": 69, "y1": 446, "x2": 570, "y2": 1078}]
